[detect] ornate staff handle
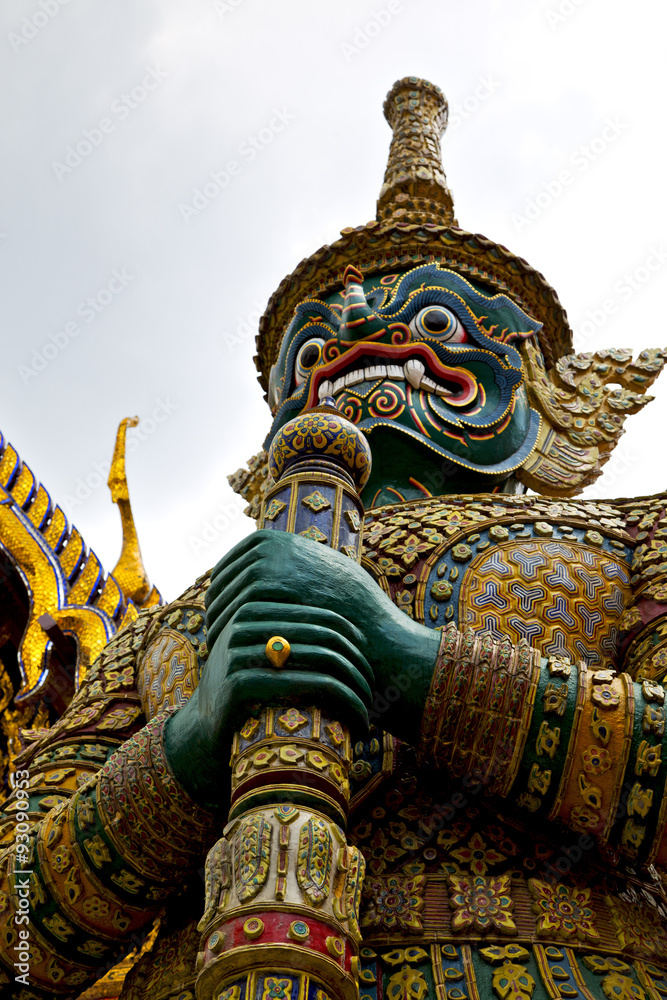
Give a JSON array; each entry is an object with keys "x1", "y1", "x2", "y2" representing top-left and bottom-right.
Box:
[{"x1": 195, "y1": 403, "x2": 372, "y2": 1000}]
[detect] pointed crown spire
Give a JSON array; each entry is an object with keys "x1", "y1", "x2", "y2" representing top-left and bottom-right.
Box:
[{"x1": 376, "y1": 76, "x2": 456, "y2": 227}]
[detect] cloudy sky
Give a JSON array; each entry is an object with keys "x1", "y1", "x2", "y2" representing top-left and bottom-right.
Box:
[{"x1": 2, "y1": 0, "x2": 666, "y2": 601}]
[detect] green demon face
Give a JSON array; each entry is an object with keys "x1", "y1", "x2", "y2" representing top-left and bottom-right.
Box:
[{"x1": 265, "y1": 264, "x2": 543, "y2": 505}]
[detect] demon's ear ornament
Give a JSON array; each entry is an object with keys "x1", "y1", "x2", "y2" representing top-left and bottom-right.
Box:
[
  {"x1": 228, "y1": 450, "x2": 271, "y2": 518},
  {"x1": 517, "y1": 342, "x2": 667, "y2": 497}
]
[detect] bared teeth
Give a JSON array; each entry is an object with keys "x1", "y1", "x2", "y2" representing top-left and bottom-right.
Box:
[
  {"x1": 421, "y1": 376, "x2": 438, "y2": 392},
  {"x1": 404, "y1": 359, "x2": 425, "y2": 389},
  {"x1": 387, "y1": 365, "x2": 403, "y2": 380},
  {"x1": 318, "y1": 380, "x2": 334, "y2": 400}
]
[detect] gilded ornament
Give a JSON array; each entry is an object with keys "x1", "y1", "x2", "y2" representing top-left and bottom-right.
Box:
[
  {"x1": 277, "y1": 707, "x2": 307, "y2": 731},
  {"x1": 448, "y1": 874, "x2": 516, "y2": 934},
  {"x1": 528, "y1": 880, "x2": 599, "y2": 941},
  {"x1": 385, "y1": 965, "x2": 429, "y2": 1000},
  {"x1": 621, "y1": 819, "x2": 646, "y2": 856},
  {"x1": 527, "y1": 764, "x2": 552, "y2": 796},
  {"x1": 239, "y1": 717, "x2": 260, "y2": 740},
  {"x1": 627, "y1": 783, "x2": 654, "y2": 819},
  {"x1": 296, "y1": 817, "x2": 333, "y2": 905},
  {"x1": 235, "y1": 815, "x2": 272, "y2": 902},
  {"x1": 547, "y1": 656, "x2": 572, "y2": 679},
  {"x1": 543, "y1": 683, "x2": 568, "y2": 716},
  {"x1": 592, "y1": 683, "x2": 620, "y2": 709},
  {"x1": 635, "y1": 740, "x2": 662, "y2": 777},
  {"x1": 590, "y1": 707, "x2": 612, "y2": 745},
  {"x1": 535, "y1": 721, "x2": 561, "y2": 759},
  {"x1": 577, "y1": 772, "x2": 603, "y2": 810},
  {"x1": 299, "y1": 525, "x2": 328, "y2": 543},
  {"x1": 581, "y1": 746, "x2": 611, "y2": 775},
  {"x1": 362, "y1": 875, "x2": 425, "y2": 932},
  {"x1": 287, "y1": 920, "x2": 310, "y2": 941},
  {"x1": 302, "y1": 490, "x2": 331, "y2": 512},
  {"x1": 264, "y1": 499, "x2": 286, "y2": 522},
  {"x1": 642, "y1": 705, "x2": 665, "y2": 736},
  {"x1": 265, "y1": 636, "x2": 291, "y2": 669},
  {"x1": 642, "y1": 679, "x2": 665, "y2": 703},
  {"x1": 243, "y1": 917, "x2": 265, "y2": 940}
]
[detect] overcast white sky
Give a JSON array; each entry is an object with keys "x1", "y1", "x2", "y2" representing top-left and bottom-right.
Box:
[{"x1": 2, "y1": 0, "x2": 666, "y2": 601}]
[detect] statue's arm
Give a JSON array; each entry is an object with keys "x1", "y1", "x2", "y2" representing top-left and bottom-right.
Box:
[
  {"x1": 418, "y1": 624, "x2": 667, "y2": 867},
  {"x1": 0, "y1": 608, "x2": 219, "y2": 995}
]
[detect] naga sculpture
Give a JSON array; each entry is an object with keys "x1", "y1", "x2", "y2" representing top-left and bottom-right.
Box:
[{"x1": 2, "y1": 76, "x2": 667, "y2": 1000}]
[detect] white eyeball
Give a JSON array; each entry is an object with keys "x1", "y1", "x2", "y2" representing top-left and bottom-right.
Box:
[{"x1": 409, "y1": 306, "x2": 466, "y2": 343}]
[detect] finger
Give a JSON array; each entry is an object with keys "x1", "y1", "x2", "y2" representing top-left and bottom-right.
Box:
[
  {"x1": 229, "y1": 620, "x2": 373, "y2": 688},
  {"x1": 206, "y1": 546, "x2": 265, "y2": 610},
  {"x1": 232, "y1": 602, "x2": 366, "y2": 656},
  {"x1": 206, "y1": 580, "x2": 299, "y2": 648},
  {"x1": 224, "y1": 669, "x2": 370, "y2": 735},
  {"x1": 226, "y1": 643, "x2": 374, "y2": 708},
  {"x1": 207, "y1": 530, "x2": 291, "y2": 602}
]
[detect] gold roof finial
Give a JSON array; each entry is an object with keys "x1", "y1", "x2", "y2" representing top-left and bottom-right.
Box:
[
  {"x1": 108, "y1": 418, "x2": 157, "y2": 607},
  {"x1": 376, "y1": 76, "x2": 456, "y2": 227}
]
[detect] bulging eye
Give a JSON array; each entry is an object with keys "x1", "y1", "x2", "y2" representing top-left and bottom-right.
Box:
[
  {"x1": 409, "y1": 306, "x2": 467, "y2": 343},
  {"x1": 295, "y1": 338, "x2": 325, "y2": 385}
]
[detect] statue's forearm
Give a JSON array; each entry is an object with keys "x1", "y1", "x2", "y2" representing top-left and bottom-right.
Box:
[
  {"x1": 0, "y1": 712, "x2": 219, "y2": 995},
  {"x1": 419, "y1": 623, "x2": 667, "y2": 866}
]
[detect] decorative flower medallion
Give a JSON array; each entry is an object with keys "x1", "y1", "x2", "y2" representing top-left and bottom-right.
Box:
[
  {"x1": 362, "y1": 875, "x2": 426, "y2": 932},
  {"x1": 448, "y1": 874, "x2": 516, "y2": 934},
  {"x1": 528, "y1": 879, "x2": 599, "y2": 941}
]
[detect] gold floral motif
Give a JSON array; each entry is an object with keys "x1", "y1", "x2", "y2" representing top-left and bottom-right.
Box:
[
  {"x1": 528, "y1": 880, "x2": 599, "y2": 941},
  {"x1": 582, "y1": 746, "x2": 611, "y2": 775},
  {"x1": 592, "y1": 683, "x2": 620, "y2": 709},
  {"x1": 362, "y1": 875, "x2": 425, "y2": 933},
  {"x1": 301, "y1": 490, "x2": 331, "y2": 512},
  {"x1": 277, "y1": 708, "x2": 308, "y2": 732},
  {"x1": 450, "y1": 832, "x2": 507, "y2": 875},
  {"x1": 449, "y1": 874, "x2": 516, "y2": 935}
]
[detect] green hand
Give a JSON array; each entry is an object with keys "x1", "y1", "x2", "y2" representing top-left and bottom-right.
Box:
[{"x1": 165, "y1": 530, "x2": 441, "y2": 807}]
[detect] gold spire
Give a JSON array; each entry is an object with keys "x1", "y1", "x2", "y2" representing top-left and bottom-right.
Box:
[
  {"x1": 108, "y1": 418, "x2": 157, "y2": 607},
  {"x1": 376, "y1": 76, "x2": 456, "y2": 227}
]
